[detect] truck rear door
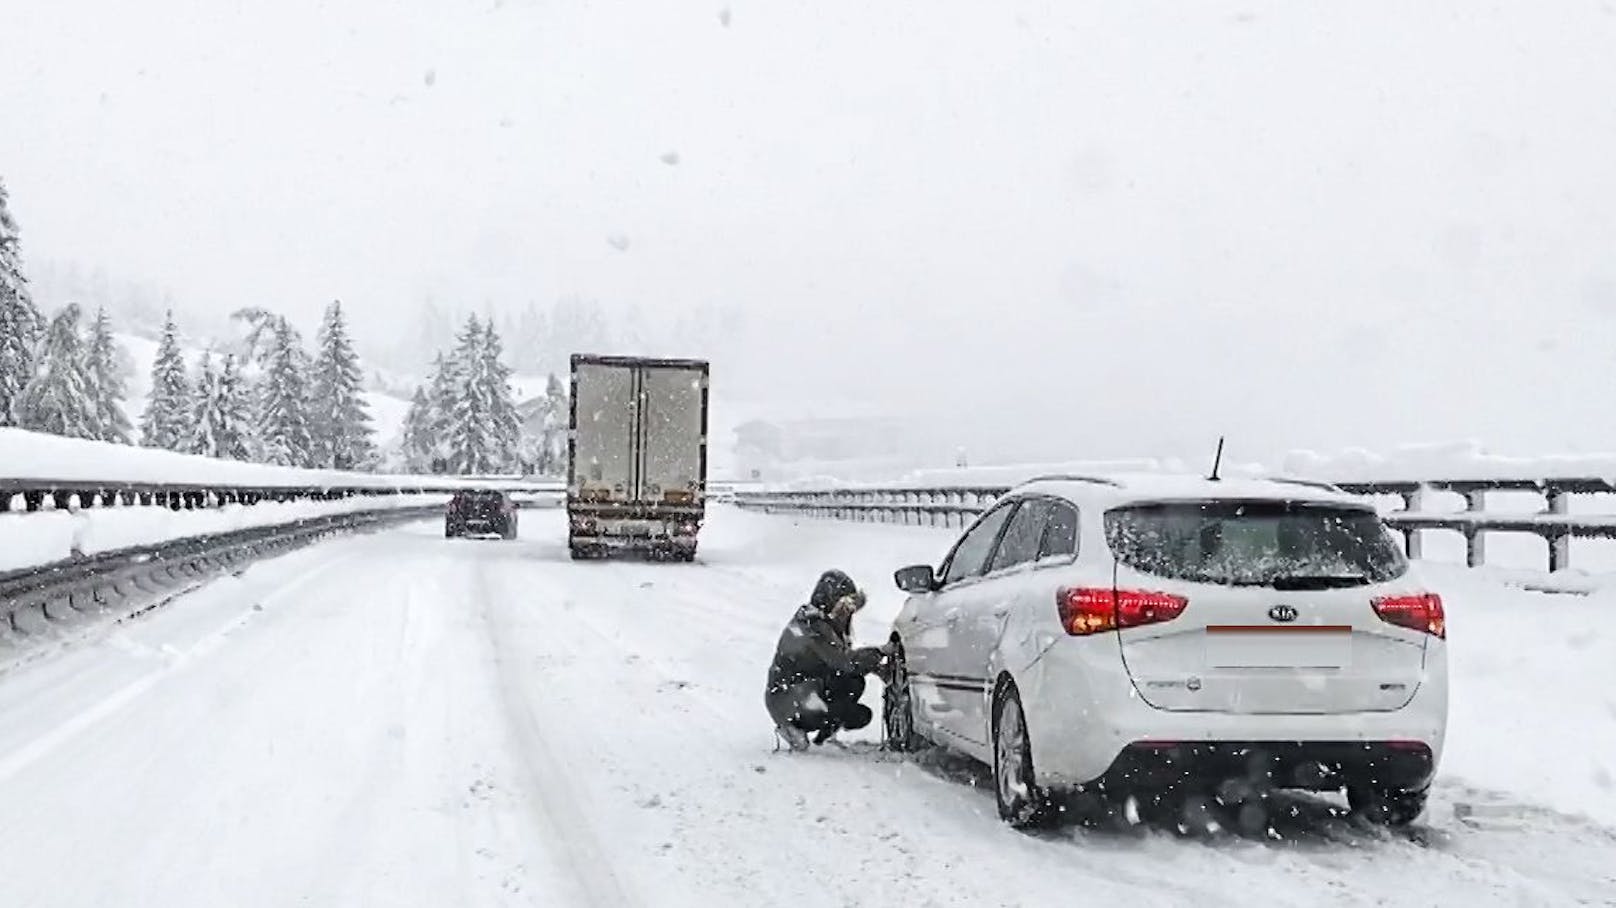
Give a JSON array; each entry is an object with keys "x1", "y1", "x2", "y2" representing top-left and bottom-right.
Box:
[
  {"x1": 571, "y1": 360, "x2": 637, "y2": 503},
  {"x1": 636, "y1": 364, "x2": 707, "y2": 506}
]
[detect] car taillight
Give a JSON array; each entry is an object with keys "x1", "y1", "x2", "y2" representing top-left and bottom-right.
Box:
[
  {"x1": 1371, "y1": 593, "x2": 1445, "y2": 639},
  {"x1": 1056, "y1": 587, "x2": 1188, "y2": 636}
]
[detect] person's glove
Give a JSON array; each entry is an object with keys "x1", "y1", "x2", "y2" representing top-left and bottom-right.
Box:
[{"x1": 873, "y1": 643, "x2": 897, "y2": 682}]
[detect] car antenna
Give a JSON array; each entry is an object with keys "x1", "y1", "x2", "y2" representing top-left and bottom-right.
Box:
[{"x1": 1208, "y1": 436, "x2": 1226, "y2": 481}]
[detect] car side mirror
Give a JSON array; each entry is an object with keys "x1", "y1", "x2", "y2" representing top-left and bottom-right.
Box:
[{"x1": 894, "y1": 564, "x2": 937, "y2": 593}]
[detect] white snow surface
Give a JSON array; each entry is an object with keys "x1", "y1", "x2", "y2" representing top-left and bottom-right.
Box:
[
  {"x1": 0, "y1": 508, "x2": 1611, "y2": 905},
  {"x1": 1285, "y1": 440, "x2": 1616, "y2": 484},
  {"x1": 0, "y1": 493, "x2": 448, "y2": 574},
  {"x1": 773, "y1": 441, "x2": 1616, "y2": 492},
  {"x1": 0, "y1": 427, "x2": 554, "y2": 489}
]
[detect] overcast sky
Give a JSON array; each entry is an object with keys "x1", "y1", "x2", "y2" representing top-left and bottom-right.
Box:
[{"x1": 4, "y1": 1, "x2": 1616, "y2": 465}]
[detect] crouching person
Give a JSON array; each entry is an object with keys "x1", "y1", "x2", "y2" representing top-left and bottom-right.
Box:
[{"x1": 765, "y1": 569, "x2": 892, "y2": 751}]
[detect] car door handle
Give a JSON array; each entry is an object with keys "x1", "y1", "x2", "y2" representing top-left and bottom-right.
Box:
[{"x1": 945, "y1": 609, "x2": 962, "y2": 624}]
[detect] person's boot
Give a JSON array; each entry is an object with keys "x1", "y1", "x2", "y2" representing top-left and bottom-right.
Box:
[
  {"x1": 776, "y1": 724, "x2": 810, "y2": 752},
  {"x1": 842, "y1": 703, "x2": 873, "y2": 731}
]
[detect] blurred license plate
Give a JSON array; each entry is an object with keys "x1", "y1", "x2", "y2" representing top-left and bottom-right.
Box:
[{"x1": 1204, "y1": 626, "x2": 1351, "y2": 669}]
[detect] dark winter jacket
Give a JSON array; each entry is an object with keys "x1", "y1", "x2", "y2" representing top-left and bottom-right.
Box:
[{"x1": 766, "y1": 570, "x2": 885, "y2": 694}]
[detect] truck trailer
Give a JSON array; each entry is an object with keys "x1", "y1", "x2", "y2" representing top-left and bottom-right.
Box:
[{"x1": 567, "y1": 354, "x2": 710, "y2": 560}]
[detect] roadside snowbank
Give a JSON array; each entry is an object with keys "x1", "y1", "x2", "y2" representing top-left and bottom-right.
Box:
[
  {"x1": 0, "y1": 493, "x2": 448, "y2": 574},
  {"x1": 0, "y1": 428, "x2": 552, "y2": 490}
]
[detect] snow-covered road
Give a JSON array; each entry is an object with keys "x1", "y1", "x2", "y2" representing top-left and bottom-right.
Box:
[{"x1": 0, "y1": 508, "x2": 1612, "y2": 906}]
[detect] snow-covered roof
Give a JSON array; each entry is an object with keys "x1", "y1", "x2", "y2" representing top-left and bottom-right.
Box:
[{"x1": 1015, "y1": 473, "x2": 1363, "y2": 510}]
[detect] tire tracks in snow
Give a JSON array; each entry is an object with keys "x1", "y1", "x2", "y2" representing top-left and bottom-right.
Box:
[
  {"x1": 473, "y1": 539, "x2": 1187, "y2": 908},
  {"x1": 470, "y1": 543, "x2": 637, "y2": 908}
]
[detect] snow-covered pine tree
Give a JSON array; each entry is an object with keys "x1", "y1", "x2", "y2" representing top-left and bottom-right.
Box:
[
  {"x1": 187, "y1": 354, "x2": 222, "y2": 456},
  {"x1": 538, "y1": 372, "x2": 569, "y2": 476},
  {"x1": 0, "y1": 177, "x2": 45, "y2": 426},
  {"x1": 256, "y1": 317, "x2": 314, "y2": 467},
  {"x1": 15, "y1": 303, "x2": 97, "y2": 439},
  {"x1": 308, "y1": 300, "x2": 376, "y2": 470},
  {"x1": 216, "y1": 354, "x2": 255, "y2": 461},
  {"x1": 447, "y1": 316, "x2": 493, "y2": 473},
  {"x1": 187, "y1": 353, "x2": 253, "y2": 460},
  {"x1": 399, "y1": 385, "x2": 436, "y2": 473},
  {"x1": 139, "y1": 312, "x2": 192, "y2": 450},
  {"x1": 478, "y1": 320, "x2": 522, "y2": 471},
  {"x1": 86, "y1": 307, "x2": 132, "y2": 444},
  {"x1": 423, "y1": 350, "x2": 459, "y2": 473}
]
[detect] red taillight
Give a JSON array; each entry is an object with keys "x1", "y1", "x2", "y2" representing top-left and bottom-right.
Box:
[
  {"x1": 1371, "y1": 592, "x2": 1446, "y2": 639},
  {"x1": 1057, "y1": 587, "x2": 1188, "y2": 636}
]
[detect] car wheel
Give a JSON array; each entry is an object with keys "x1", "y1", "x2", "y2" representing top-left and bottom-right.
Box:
[
  {"x1": 1348, "y1": 785, "x2": 1428, "y2": 827},
  {"x1": 881, "y1": 642, "x2": 926, "y2": 753},
  {"x1": 993, "y1": 681, "x2": 1055, "y2": 829}
]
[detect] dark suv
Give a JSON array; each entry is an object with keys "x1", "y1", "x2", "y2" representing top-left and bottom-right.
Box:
[{"x1": 445, "y1": 490, "x2": 518, "y2": 540}]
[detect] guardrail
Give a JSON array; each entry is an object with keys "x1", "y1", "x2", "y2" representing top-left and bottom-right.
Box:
[
  {"x1": 0, "y1": 477, "x2": 564, "y2": 514},
  {"x1": 0, "y1": 504, "x2": 442, "y2": 638},
  {"x1": 734, "y1": 478, "x2": 1616, "y2": 573}
]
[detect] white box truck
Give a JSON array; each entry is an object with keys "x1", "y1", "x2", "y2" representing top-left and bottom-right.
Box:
[{"x1": 567, "y1": 354, "x2": 710, "y2": 560}]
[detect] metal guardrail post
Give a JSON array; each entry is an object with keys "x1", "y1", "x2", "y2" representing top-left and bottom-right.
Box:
[
  {"x1": 1401, "y1": 487, "x2": 1425, "y2": 560},
  {"x1": 1546, "y1": 489, "x2": 1571, "y2": 572},
  {"x1": 1464, "y1": 490, "x2": 1487, "y2": 567}
]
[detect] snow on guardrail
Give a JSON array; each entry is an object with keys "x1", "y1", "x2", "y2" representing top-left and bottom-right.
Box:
[
  {"x1": 762, "y1": 443, "x2": 1616, "y2": 492},
  {"x1": 0, "y1": 428, "x2": 559, "y2": 492},
  {"x1": 0, "y1": 493, "x2": 451, "y2": 574}
]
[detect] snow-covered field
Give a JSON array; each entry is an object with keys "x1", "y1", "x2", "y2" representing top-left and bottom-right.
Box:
[
  {"x1": 0, "y1": 492, "x2": 449, "y2": 574},
  {"x1": 0, "y1": 507, "x2": 1610, "y2": 906}
]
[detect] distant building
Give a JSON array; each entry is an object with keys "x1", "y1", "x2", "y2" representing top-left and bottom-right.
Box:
[{"x1": 731, "y1": 414, "x2": 920, "y2": 482}]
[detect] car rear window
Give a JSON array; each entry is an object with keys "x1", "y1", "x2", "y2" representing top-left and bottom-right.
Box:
[{"x1": 1104, "y1": 500, "x2": 1406, "y2": 587}]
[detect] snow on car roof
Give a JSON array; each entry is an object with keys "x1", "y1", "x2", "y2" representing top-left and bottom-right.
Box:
[{"x1": 1014, "y1": 473, "x2": 1367, "y2": 510}]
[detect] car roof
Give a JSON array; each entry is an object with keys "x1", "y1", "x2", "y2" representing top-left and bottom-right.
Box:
[{"x1": 1008, "y1": 472, "x2": 1367, "y2": 511}]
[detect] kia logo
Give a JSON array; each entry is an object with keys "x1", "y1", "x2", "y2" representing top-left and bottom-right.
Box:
[{"x1": 1268, "y1": 604, "x2": 1299, "y2": 623}]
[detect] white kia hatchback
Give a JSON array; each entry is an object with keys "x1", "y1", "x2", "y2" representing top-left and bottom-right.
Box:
[{"x1": 884, "y1": 474, "x2": 1448, "y2": 829}]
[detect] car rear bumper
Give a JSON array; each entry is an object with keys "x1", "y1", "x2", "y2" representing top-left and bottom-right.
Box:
[
  {"x1": 1090, "y1": 740, "x2": 1436, "y2": 794},
  {"x1": 1019, "y1": 643, "x2": 1447, "y2": 790}
]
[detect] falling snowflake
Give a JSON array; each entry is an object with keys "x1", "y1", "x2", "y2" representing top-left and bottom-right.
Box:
[
  {"x1": 718, "y1": 7, "x2": 731, "y2": 26},
  {"x1": 607, "y1": 233, "x2": 631, "y2": 252},
  {"x1": 424, "y1": 68, "x2": 437, "y2": 87},
  {"x1": 660, "y1": 151, "x2": 681, "y2": 166}
]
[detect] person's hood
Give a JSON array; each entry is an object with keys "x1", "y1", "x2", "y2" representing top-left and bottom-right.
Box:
[{"x1": 809, "y1": 569, "x2": 858, "y2": 610}]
